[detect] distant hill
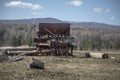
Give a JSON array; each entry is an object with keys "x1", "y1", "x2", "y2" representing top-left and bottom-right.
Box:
[
  {"x1": 0, "y1": 17, "x2": 120, "y2": 28},
  {"x1": 71, "y1": 22, "x2": 120, "y2": 29},
  {"x1": 0, "y1": 18, "x2": 63, "y2": 24}
]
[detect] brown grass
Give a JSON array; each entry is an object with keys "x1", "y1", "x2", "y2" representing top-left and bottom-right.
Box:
[{"x1": 0, "y1": 51, "x2": 120, "y2": 80}]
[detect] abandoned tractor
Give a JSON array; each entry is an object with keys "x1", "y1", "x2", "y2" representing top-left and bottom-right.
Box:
[{"x1": 34, "y1": 23, "x2": 75, "y2": 56}]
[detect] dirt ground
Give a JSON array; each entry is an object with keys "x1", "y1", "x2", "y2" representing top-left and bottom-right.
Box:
[{"x1": 0, "y1": 51, "x2": 120, "y2": 80}]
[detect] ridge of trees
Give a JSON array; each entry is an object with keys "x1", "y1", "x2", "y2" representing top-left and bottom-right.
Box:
[{"x1": 0, "y1": 23, "x2": 120, "y2": 50}]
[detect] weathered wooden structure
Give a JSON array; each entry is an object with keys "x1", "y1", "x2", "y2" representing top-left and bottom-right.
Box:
[{"x1": 34, "y1": 23, "x2": 75, "y2": 56}]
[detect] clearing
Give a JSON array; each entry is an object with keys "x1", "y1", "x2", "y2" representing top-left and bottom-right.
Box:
[{"x1": 0, "y1": 51, "x2": 120, "y2": 80}]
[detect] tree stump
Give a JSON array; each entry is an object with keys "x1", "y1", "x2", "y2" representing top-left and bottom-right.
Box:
[{"x1": 27, "y1": 57, "x2": 44, "y2": 69}]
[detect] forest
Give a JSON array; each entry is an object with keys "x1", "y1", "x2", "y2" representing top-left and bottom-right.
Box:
[
  {"x1": 0, "y1": 23, "x2": 120, "y2": 51},
  {"x1": 71, "y1": 27, "x2": 120, "y2": 50}
]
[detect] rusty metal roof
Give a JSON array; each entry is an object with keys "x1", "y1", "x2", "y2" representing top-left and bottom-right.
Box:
[{"x1": 39, "y1": 23, "x2": 70, "y2": 36}]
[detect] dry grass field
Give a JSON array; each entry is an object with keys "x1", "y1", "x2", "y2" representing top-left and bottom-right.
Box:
[{"x1": 0, "y1": 51, "x2": 120, "y2": 80}]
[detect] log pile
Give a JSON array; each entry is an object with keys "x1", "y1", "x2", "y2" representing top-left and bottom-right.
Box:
[
  {"x1": 9, "y1": 50, "x2": 38, "y2": 55},
  {"x1": 0, "y1": 46, "x2": 38, "y2": 56},
  {"x1": 0, "y1": 46, "x2": 36, "y2": 51}
]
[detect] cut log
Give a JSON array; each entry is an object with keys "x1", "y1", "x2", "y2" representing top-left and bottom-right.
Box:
[
  {"x1": 85, "y1": 53, "x2": 91, "y2": 58},
  {"x1": 0, "y1": 46, "x2": 36, "y2": 51},
  {"x1": 11, "y1": 56, "x2": 24, "y2": 62},
  {"x1": 27, "y1": 58, "x2": 44, "y2": 69},
  {"x1": 0, "y1": 50, "x2": 9, "y2": 62},
  {"x1": 85, "y1": 52, "x2": 109, "y2": 59},
  {"x1": 9, "y1": 50, "x2": 38, "y2": 55}
]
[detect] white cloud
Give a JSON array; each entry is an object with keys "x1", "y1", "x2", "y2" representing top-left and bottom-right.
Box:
[
  {"x1": 33, "y1": 12, "x2": 44, "y2": 16},
  {"x1": 67, "y1": 0, "x2": 83, "y2": 7},
  {"x1": 94, "y1": 8, "x2": 111, "y2": 13},
  {"x1": 5, "y1": 1, "x2": 43, "y2": 9},
  {"x1": 110, "y1": 17, "x2": 115, "y2": 20},
  {"x1": 106, "y1": 9, "x2": 111, "y2": 12},
  {"x1": 94, "y1": 8, "x2": 103, "y2": 12}
]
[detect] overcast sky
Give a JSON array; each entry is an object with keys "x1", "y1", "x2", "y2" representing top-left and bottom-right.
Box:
[{"x1": 0, "y1": 0, "x2": 120, "y2": 25}]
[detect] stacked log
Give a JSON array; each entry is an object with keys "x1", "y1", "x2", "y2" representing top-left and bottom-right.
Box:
[
  {"x1": 85, "y1": 52, "x2": 109, "y2": 59},
  {"x1": 0, "y1": 46, "x2": 38, "y2": 56},
  {"x1": 9, "y1": 50, "x2": 38, "y2": 55},
  {"x1": 0, "y1": 46, "x2": 36, "y2": 51}
]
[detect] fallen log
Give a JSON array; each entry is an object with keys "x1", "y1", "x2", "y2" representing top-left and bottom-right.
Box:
[
  {"x1": 0, "y1": 46, "x2": 36, "y2": 51},
  {"x1": 9, "y1": 52, "x2": 27, "y2": 62},
  {"x1": 11, "y1": 56, "x2": 24, "y2": 62},
  {"x1": 85, "y1": 52, "x2": 109, "y2": 59},
  {"x1": 9, "y1": 50, "x2": 38, "y2": 55},
  {"x1": 26, "y1": 57, "x2": 44, "y2": 69}
]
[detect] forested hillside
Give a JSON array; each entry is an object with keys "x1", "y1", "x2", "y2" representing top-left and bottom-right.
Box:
[
  {"x1": 0, "y1": 18, "x2": 120, "y2": 50},
  {"x1": 0, "y1": 24, "x2": 37, "y2": 46},
  {"x1": 71, "y1": 27, "x2": 120, "y2": 50}
]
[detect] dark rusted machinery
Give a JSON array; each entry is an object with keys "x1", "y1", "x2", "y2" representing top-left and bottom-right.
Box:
[{"x1": 34, "y1": 23, "x2": 75, "y2": 56}]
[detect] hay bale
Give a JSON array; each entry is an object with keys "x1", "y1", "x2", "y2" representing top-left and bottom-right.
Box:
[{"x1": 85, "y1": 52, "x2": 109, "y2": 59}]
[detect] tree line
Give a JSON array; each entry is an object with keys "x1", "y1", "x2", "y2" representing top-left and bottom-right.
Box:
[
  {"x1": 0, "y1": 23, "x2": 120, "y2": 50},
  {"x1": 71, "y1": 28, "x2": 120, "y2": 50},
  {"x1": 0, "y1": 24, "x2": 37, "y2": 46}
]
